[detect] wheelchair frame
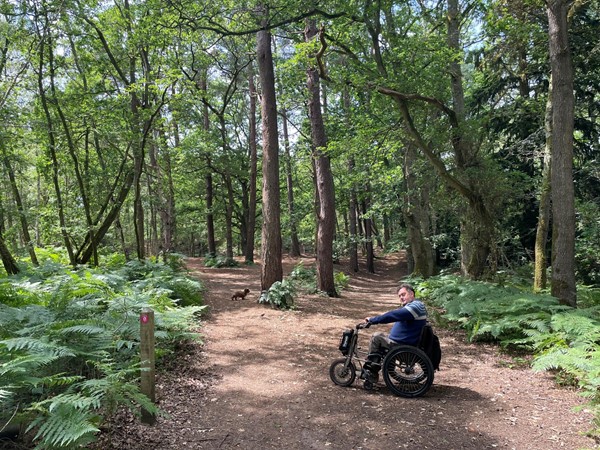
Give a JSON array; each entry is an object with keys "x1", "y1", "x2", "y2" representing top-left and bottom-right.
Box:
[{"x1": 329, "y1": 322, "x2": 435, "y2": 398}]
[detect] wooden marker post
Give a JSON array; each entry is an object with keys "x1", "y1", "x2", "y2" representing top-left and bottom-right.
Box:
[{"x1": 140, "y1": 308, "x2": 156, "y2": 425}]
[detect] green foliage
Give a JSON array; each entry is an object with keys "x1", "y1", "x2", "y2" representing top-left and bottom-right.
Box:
[
  {"x1": 288, "y1": 263, "x2": 350, "y2": 295},
  {"x1": 0, "y1": 256, "x2": 206, "y2": 448},
  {"x1": 417, "y1": 275, "x2": 566, "y2": 344},
  {"x1": 289, "y1": 263, "x2": 317, "y2": 293},
  {"x1": 203, "y1": 255, "x2": 239, "y2": 268},
  {"x1": 258, "y1": 279, "x2": 296, "y2": 310},
  {"x1": 334, "y1": 271, "x2": 350, "y2": 292},
  {"x1": 419, "y1": 274, "x2": 600, "y2": 436},
  {"x1": 27, "y1": 403, "x2": 100, "y2": 449},
  {"x1": 578, "y1": 285, "x2": 600, "y2": 309},
  {"x1": 163, "y1": 253, "x2": 188, "y2": 271},
  {"x1": 575, "y1": 201, "x2": 600, "y2": 285}
]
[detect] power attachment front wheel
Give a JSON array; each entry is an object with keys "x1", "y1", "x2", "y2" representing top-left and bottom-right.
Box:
[{"x1": 329, "y1": 358, "x2": 356, "y2": 387}]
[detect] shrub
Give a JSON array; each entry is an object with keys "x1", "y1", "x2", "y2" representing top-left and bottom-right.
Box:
[
  {"x1": 334, "y1": 271, "x2": 350, "y2": 292},
  {"x1": 289, "y1": 263, "x2": 350, "y2": 295},
  {"x1": 289, "y1": 263, "x2": 317, "y2": 293},
  {"x1": 258, "y1": 279, "x2": 296, "y2": 310},
  {"x1": 204, "y1": 255, "x2": 238, "y2": 268}
]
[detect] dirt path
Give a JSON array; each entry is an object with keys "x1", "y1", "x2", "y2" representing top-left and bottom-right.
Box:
[{"x1": 95, "y1": 254, "x2": 597, "y2": 450}]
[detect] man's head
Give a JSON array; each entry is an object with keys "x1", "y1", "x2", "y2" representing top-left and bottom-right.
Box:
[{"x1": 397, "y1": 283, "x2": 415, "y2": 306}]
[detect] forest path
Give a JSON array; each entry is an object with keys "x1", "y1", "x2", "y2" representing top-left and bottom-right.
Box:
[{"x1": 95, "y1": 253, "x2": 596, "y2": 450}]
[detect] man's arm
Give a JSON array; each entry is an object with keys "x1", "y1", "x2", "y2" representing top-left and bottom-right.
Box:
[{"x1": 367, "y1": 307, "x2": 414, "y2": 325}]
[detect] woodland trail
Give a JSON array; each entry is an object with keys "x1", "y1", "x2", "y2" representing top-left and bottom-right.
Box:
[{"x1": 93, "y1": 253, "x2": 597, "y2": 450}]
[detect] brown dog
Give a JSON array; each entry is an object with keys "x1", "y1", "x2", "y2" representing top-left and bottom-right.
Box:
[{"x1": 231, "y1": 288, "x2": 250, "y2": 301}]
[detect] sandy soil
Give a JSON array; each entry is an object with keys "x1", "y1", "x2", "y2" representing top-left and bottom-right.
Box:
[{"x1": 90, "y1": 253, "x2": 597, "y2": 450}]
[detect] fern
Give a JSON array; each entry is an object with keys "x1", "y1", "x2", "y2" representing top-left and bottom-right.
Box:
[
  {"x1": 289, "y1": 263, "x2": 317, "y2": 293},
  {"x1": 203, "y1": 255, "x2": 238, "y2": 268},
  {"x1": 27, "y1": 402, "x2": 100, "y2": 449},
  {"x1": 419, "y1": 274, "x2": 600, "y2": 435},
  {"x1": 1, "y1": 337, "x2": 76, "y2": 358},
  {"x1": 0, "y1": 254, "x2": 206, "y2": 448},
  {"x1": 58, "y1": 324, "x2": 108, "y2": 336},
  {"x1": 0, "y1": 354, "x2": 61, "y2": 377}
]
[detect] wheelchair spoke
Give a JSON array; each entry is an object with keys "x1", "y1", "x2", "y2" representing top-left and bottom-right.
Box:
[{"x1": 383, "y1": 346, "x2": 434, "y2": 397}]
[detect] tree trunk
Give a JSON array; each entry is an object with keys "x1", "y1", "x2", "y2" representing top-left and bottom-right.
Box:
[
  {"x1": 547, "y1": 0, "x2": 577, "y2": 306},
  {"x1": 348, "y1": 160, "x2": 359, "y2": 273},
  {"x1": 48, "y1": 44, "x2": 97, "y2": 265},
  {"x1": 343, "y1": 89, "x2": 359, "y2": 273},
  {"x1": 282, "y1": 110, "x2": 302, "y2": 257},
  {"x1": 272, "y1": 38, "x2": 301, "y2": 259},
  {"x1": 158, "y1": 125, "x2": 176, "y2": 256},
  {"x1": 1, "y1": 146, "x2": 38, "y2": 266},
  {"x1": 200, "y1": 77, "x2": 217, "y2": 258},
  {"x1": 115, "y1": 215, "x2": 130, "y2": 261},
  {"x1": 0, "y1": 233, "x2": 19, "y2": 275},
  {"x1": 223, "y1": 173, "x2": 235, "y2": 260},
  {"x1": 77, "y1": 168, "x2": 135, "y2": 264},
  {"x1": 378, "y1": 0, "x2": 495, "y2": 279},
  {"x1": 362, "y1": 197, "x2": 375, "y2": 274},
  {"x1": 257, "y1": 25, "x2": 283, "y2": 291},
  {"x1": 245, "y1": 64, "x2": 258, "y2": 263},
  {"x1": 205, "y1": 169, "x2": 217, "y2": 258},
  {"x1": 534, "y1": 80, "x2": 552, "y2": 291},
  {"x1": 403, "y1": 145, "x2": 436, "y2": 277},
  {"x1": 132, "y1": 123, "x2": 146, "y2": 261},
  {"x1": 383, "y1": 214, "x2": 391, "y2": 248},
  {"x1": 37, "y1": 32, "x2": 75, "y2": 266},
  {"x1": 123, "y1": 0, "x2": 148, "y2": 261},
  {"x1": 447, "y1": 0, "x2": 493, "y2": 278},
  {"x1": 305, "y1": 20, "x2": 337, "y2": 297},
  {"x1": 147, "y1": 138, "x2": 161, "y2": 256}
]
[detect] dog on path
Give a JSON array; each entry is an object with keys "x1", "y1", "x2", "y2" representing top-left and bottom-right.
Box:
[{"x1": 231, "y1": 288, "x2": 250, "y2": 301}]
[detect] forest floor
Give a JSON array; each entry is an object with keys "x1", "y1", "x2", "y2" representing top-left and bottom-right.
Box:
[{"x1": 91, "y1": 252, "x2": 598, "y2": 450}]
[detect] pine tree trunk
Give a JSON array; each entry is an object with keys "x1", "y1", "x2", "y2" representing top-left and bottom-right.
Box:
[
  {"x1": 282, "y1": 111, "x2": 302, "y2": 257},
  {"x1": 547, "y1": 0, "x2": 577, "y2": 306},
  {"x1": 305, "y1": 20, "x2": 337, "y2": 297},
  {"x1": 245, "y1": 65, "x2": 258, "y2": 263},
  {"x1": 257, "y1": 25, "x2": 283, "y2": 291}
]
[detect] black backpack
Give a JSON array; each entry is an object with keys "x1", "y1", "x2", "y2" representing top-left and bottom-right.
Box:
[{"x1": 419, "y1": 323, "x2": 442, "y2": 371}]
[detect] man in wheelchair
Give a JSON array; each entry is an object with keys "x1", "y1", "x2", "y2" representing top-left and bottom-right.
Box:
[{"x1": 362, "y1": 283, "x2": 428, "y2": 382}]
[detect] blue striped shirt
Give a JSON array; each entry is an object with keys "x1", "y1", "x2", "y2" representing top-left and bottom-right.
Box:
[{"x1": 368, "y1": 300, "x2": 428, "y2": 346}]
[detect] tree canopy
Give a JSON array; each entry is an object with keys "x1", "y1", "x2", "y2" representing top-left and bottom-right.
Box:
[{"x1": 0, "y1": 0, "x2": 599, "y2": 304}]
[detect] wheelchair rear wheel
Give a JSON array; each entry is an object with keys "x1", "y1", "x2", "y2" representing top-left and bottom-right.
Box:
[
  {"x1": 329, "y1": 358, "x2": 357, "y2": 387},
  {"x1": 382, "y1": 346, "x2": 434, "y2": 398}
]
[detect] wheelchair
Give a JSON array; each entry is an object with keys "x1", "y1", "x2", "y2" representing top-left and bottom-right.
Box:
[{"x1": 329, "y1": 322, "x2": 435, "y2": 398}]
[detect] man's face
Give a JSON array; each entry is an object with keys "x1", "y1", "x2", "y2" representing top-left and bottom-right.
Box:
[{"x1": 398, "y1": 288, "x2": 415, "y2": 305}]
